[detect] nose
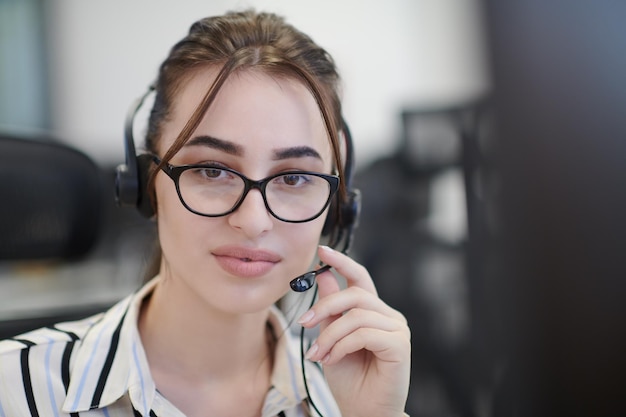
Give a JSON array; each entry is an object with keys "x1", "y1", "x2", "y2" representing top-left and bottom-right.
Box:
[{"x1": 227, "y1": 188, "x2": 274, "y2": 238}]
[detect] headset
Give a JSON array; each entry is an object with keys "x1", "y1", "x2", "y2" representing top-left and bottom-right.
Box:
[{"x1": 114, "y1": 86, "x2": 157, "y2": 219}]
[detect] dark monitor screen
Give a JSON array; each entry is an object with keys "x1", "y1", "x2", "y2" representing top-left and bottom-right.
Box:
[{"x1": 484, "y1": 1, "x2": 626, "y2": 416}]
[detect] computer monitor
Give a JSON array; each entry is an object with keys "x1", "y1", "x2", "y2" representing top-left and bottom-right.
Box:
[{"x1": 483, "y1": 2, "x2": 626, "y2": 416}]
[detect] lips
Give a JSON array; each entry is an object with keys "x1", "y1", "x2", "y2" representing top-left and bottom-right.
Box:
[{"x1": 212, "y1": 246, "x2": 281, "y2": 278}]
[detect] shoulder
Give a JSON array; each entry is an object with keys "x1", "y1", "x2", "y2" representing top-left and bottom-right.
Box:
[
  {"x1": 0, "y1": 313, "x2": 102, "y2": 355},
  {"x1": 0, "y1": 314, "x2": 102, "y2": 412},
  {"x1": 0, "y1": 286, "x2": 140, "y2": 358},
  {"x1": 0, "y1": 287, "x2": 144, "y2": 415}
]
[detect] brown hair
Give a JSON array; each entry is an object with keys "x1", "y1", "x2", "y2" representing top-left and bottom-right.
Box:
[{"x1": 142, "y1": 10, "x2": 347, "y2": 279}]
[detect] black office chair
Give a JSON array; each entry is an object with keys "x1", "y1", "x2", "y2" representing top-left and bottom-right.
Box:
[
  {"x1": 0, "y1": 133, "x2": 103, "y2": 261},
  {"x1": 0, "y1": 133, "x2": 105, "y2": 338}
]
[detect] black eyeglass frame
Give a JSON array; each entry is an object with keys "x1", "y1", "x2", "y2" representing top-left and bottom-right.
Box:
[{"x1": 153, "y1": 157, "x2": 340, "y2": 223}]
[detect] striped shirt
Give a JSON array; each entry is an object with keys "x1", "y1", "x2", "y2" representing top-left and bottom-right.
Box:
[{"x1": 0, "y1": 277, "x2": 341, "y2": 416}]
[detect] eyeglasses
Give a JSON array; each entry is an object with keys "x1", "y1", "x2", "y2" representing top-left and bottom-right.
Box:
[{"x1": 153, "y1": 157, "x2": 339, "y2": 223}]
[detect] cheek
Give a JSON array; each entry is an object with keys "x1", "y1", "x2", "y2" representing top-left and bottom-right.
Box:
[
  {"x1": 283, "y1": 215, "x2": 327, "y2": 267},
  {"x1": 154, "y1": 177, "x2": 205, "y2": 249},
  {"x1": 154, "y1": 175, "x2": 181, "y2": 220}
]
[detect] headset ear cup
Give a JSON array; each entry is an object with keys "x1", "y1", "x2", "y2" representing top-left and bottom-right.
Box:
[
  {"x1": 322, "y1": 189, "x2": 361, "y2": 247},
  {"x1": 322, "y1": 198, "x2": 339, "y2": 237},
  {"x1": 136, "y1": 154, "x2": 155, "y2": 218},
  {"x1": 342, "y1": 189, "x2": 361, "y2": 232},
  {"x1": 115, "y1": 163, "x2": 138, "y2": 208}
]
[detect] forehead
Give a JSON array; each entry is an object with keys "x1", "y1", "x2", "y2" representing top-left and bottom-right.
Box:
[{"x1": 161, "y1": 67, "x2": 333, "y2": 161}]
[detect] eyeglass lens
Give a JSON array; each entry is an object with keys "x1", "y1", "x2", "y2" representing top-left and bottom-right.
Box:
[{"x1": 177, "y1": 167, "x2": 331, "y2": 221}]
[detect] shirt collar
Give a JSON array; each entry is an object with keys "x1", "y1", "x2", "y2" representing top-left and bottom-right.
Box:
[
  {"x1": 62, "y1": 277, "x2": 328, "y2": 416},
  {"x1": 265, "y1": 305, "x2": 341, "y2": 417},
  {"x1": 262, "y1": 305, "x2": 308, "y2": 416}
]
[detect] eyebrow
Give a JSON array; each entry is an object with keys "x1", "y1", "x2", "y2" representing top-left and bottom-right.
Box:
[
  {"x1": 272, "y1": 146, "x2": 322, "y2": 161},
  {"x1": 186, "y1": 135, "x2": 322, "y2": 161},
  {"x1": 186, "y1": 135, "x2": 243, "y2": 156}
]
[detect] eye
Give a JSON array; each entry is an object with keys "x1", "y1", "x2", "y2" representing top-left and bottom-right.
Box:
[
  {"x1": 198, "y1": 167, "x2": 225, "y2": 179},
  {"x1": 277, "y1": 173, "x2": 312, "y2": 187},
  {"x1": 188, "y1": 166, "x2": 231, "y2": 181}
]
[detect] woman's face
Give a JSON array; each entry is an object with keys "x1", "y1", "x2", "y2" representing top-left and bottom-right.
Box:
[{"x1": 154, "y1": 68, "x2": 333, "y2": 315}]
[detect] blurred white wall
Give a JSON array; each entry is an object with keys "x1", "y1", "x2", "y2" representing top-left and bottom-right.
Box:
[{"x1": 43, "y1": 0, "x2": 487, "y2": 168}]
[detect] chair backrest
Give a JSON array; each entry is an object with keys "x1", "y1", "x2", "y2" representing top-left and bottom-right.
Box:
[{"x1": 0, "y1": 134, "x2": 103, "y2": 261}]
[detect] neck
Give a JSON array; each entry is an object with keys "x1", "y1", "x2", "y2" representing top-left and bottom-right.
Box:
[{"x1": 138, "y1": 276, "x2": 274, "y2": 380}]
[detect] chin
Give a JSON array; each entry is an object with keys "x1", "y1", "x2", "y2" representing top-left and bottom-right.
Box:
[{"x1": 211, "y1": 281, "x2": 290, "y2": 315}]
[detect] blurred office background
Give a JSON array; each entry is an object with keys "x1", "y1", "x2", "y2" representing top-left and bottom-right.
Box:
[
  {"x1": 3, "y1": 1, "x2": 625, "y2": 416},
  {"x1": 1, "y1": 2, "x2": 488, "y2": 415}
]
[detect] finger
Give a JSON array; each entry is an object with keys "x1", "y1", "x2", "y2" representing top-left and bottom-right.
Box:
[
  {"x1": 305, "y1": 308, "x2": 404, "y2": 362},
  {"x1": 317, "y1": 245, "x2": 377, "y2": 294},
  {"x1": 298, "y1": 286, "x2": 405, "y2": 329},
  {"x1": 316, "y1": 267, "x2": 341, "y2": 300},
  {"x1": 320, "y1": 327, "x2": 411, "y2": 365}
]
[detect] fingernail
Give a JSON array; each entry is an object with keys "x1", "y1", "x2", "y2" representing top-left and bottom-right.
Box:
[
  {"x1": 320, "y1": 353, "x2": 330, "y2": 364},
  {"x1": 298, "y1": 310, "x2": 315, "y2": 324},
  {"x1": 319, "y1": 245, "x2": 333, "y2": 253},
  {"x1": 305, "y1": 343, "x2": 318, "y2": 360}
]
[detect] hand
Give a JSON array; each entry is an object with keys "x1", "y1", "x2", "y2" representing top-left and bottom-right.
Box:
[{"x1": 297, "y1": 245, "x2": 411, "y2": 417}]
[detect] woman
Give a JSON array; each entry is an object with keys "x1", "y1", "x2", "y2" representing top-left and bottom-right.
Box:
[{"x1": 0, "y1": 10, "x2": 410, "y2": 417}]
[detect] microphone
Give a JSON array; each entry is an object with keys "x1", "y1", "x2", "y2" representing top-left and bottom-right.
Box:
[{"x1": 290, "y1": 264, "x2": 331, "y2": 292}]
